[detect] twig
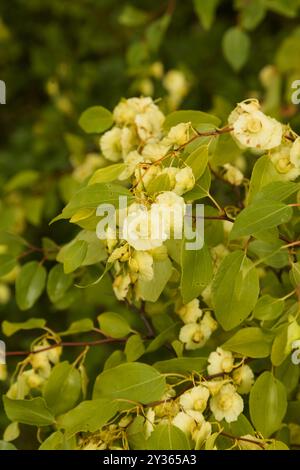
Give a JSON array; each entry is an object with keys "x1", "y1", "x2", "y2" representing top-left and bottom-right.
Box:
[{"x1": 5, "y1": 338, "x2": 126, "y2": 358}]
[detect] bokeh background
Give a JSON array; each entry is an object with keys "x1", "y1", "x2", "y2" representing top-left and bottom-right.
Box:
[{"x1": 0, "y1": 0, "x2": 300, "y2": 447}]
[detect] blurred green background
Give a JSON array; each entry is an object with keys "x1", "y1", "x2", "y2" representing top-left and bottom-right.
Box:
[{"x1": 0, "y1": 0, "x2": 300, "y2": 447}]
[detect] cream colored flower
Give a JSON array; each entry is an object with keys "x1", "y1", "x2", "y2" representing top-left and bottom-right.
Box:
[
  {"x1": 122, "y1": 204, "x2": 167, "y2": 251},
  {"x1": 174, "y1": 167, "x2": 195, "y2": 195},
  {"x1": 135, "y1": 108, "x2": 164, "y2": 142},
  {"x1": 113, "y1": 97, "x2": 156, "y2": 125},
  {"x1": 142, "y1": 142, "x2": 170, "y2": 162},
  {"x1": 24, "y1": 370, "x2": 45, "y2": 389},
  {"x1": 207, "y1": 348, "x2": 234, "y2": 375},
  {"x1": 108, "y1": 244, "x2": 130, "y2": 263},
  {"x1": 210, "y1": 383, "x2": 244, "y2": 423},
  {"x1": 134, "y1": 164, "x2": 161, "y2": 190},
  {"x1": 229, "y1": 99, "x2": 282, "y2": 150},
  {"x1": 172, "y1": 410, "x2": 203, "y2": 435},
  {"x1": 192, "y1": 420, "x2": 212, "y2": 447},
  {"x1": 166, "y1": 123, "x2": 191, "y2": 147},
  {"x1": 130, "y1": 251, "x2": 154, "y2": 281},
  {"x1": 172, "y1": 411, "x2": 195, "y2": 435},
  {"x1": 179, "y1": 322, "x2": 212, "y2": 350},
  {"x1": 232, "y1": 364, "x2": 254, "y2": 394},
  {"x1": 119, "y1": 150, "x2": 144, "y2": 180},
  {"x1": 223, "y1": 164, "x2": 244, "y2": 186},
  {"x1": 270, "y1": 138, "x2": 300, "y2": 181},
  {"x1": 120, "y1": 126, "x2": 138, "y2": 156},
  {"x1": 100, "y1": 127, "x2": 122, "y2": 162},
  {"x1": 113, "y1": 273, "x2": 131, "y2": 300},
  {"x1": 180, "y1": 385, "x2": 210, "y2": 413},
  {"x1": 155, "y1": 191, "x2": 186, "y2": 237},
  {"x1": 201, "y1": 312, "x2": 218, "y2": 334},
  {"x1": 163, "y1": 70, "x2": 189, "y2": 100},
  {"x1": 176, "y1": 298, "x2": 203, "y2": 324},
  {"x1": 145, "y1": 408, "x2": 155, "y2": 439},
  {"x1": 30, "y1": 347, "x2": 51, "y2": 378}
]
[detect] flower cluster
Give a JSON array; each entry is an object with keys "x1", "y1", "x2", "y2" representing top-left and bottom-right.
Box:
[
  {"x1": 99, "y1": 97, "x2": 198, "y2": 301},
  {"x1": 143, "y1": 349, "x2": 254, "y2": 449},
  {"x1": 6, "y1": 341, "x2": 61, "y2": 399},
  {"x1": 177, "y1": 299, "x2": 218, "y2": 350},
  {"x1": 229, "y1": 98, "x2": 300, "y2": 180}
]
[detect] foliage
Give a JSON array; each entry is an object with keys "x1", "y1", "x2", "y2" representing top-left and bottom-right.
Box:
[{"x1": 1, "y1": 0, "x2": 300, "y2": 451}]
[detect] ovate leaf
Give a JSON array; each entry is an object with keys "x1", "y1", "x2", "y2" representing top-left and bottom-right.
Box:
[
  {"x1": 43, "y1": 362, "x2": 82, "y2": 416},
  {"x1": 97, "y1": 312, "x2": 132, "y2": 339},
  {"x1": 57, "y1": 399, "x2": 118, "y2": 437},
  {"x1": 93, "y1": 363, "x2": 166, "y2": 405},
  {"x1": 3, "y1": 397, "x2": 55, "y2": 427},
  {"x1": 230, "y1": 200, "x2": 292, "y2": 240},
  {"x1": 147, "y1": 423, "x2": 190, "y2": 450},
  {"x1": 222, "y1": 27, "x2": 250, "y2": 71},
  {"x1": 79, "y1": 106, "x2": 113, "y2": 134},
  {"x1": 249, "y1": 372, "x2": 287, "y2": 437},
  {"x1": 222, "y1": 327, "x2": 273, "y2": 358},
  {"x1": 180, "y1": 242, "x2": 213, "y2": 304},
  {"x1": 16, "y1": 262, "x2": 47, "y2": 310},
  {"x1": 212, "y1": 251, "x2": 259, "y2": 330}
]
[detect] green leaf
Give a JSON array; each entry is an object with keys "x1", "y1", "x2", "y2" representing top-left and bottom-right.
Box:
[
  {"x1": 184, "y1": 166, "x2": 211, "y2": 201},
  {"x1": 145, "y1": 13, "x2": 170, "y2": 52},
  {"x1": 184, "y1": 144, "x2": 209, "y2": 181},
  {"x1": 222, "y1": 414, "x2": 254, "y2": 437},
  {"x1": 290, "y1": 262, "x2": 300, "y2": 287},
  {"x1": 136, "y1": 258, "x2": 173, "y2": 302},
  {"x1": 0, "y1": 441, "x2": 17, "y2": 450},
  {"x1": 253, "y1": 295, "x2": 284, "y2": 321},
  {"x1": 125, "y1": 334, "x2": 145, "y2": 362},
  {"x1": 88, "y1": 163, "x2": 126, "y2": 185},
  {"x1": 127, "y1": 416, "x2": 147, "y2": 450},
  {"x1": 249, "y1": 372, "x2": 287, "y2": 437},
  {"x1": 247, "y1": 156, "x2": 282, "y2": 204},
  {"x1": 47, "y1": 264, "x2": 73, "y2": 303},
  {"x1": 52, "y1": 183, "x2": 133, "y2": 223},
  {"x1": 154, "y1": 357, "x2": 207, "y2": 375},
  {"x1": 57, "y1": 399, "x2": 118, "y2": 437},
  {"x1": 0, "y1": 254, "x2": 16, "y2": 277},
  {"x1": 93, "y1": 362, "x2": 166, "y2": 405},
  {"x1": 239, "y1": 0, "x2": 266, "y2": 30},
  {"x1": 3, "y1": 396, "x2": 55, "y2": 427},
  {"x1": 222, "y1": 327, "x2": 273, "y2": 358},
  {"x1": 146, "y1": 173, "x2": 171, "y2": 196},
  {"x1": 16, "y1": 261, "x2": 47, "y2": 310},
  {"x1": 146, "y1": 322, "x2": 180, "y2": 353},
  {"x1": 181, "y1": 242, "x2": 212, "y2": 304},
  {"x1": 271, "y1": 320, "x2": 300, "y2": 366},
  {"x1": 249, "y1": 239, "x2": 289, "y2": 269},
  {"x1": 43, "y1": 362, "x2": 82, "y2": 416},
  {"x1": 230, "y1": 200, "x2": 292, "y2": 240},
  {"x1": 2, "y1": 318, "x2": 46, "y2": 337},
  {"x1": 193, "y1": 0, "x2": 220, "y2": 30},
  {"x1": 39, "y1": 431, "x2": 64, "y2": 450},
  {"x1": 147, "y1": 423, "x2": 190, "y2": 450},
  {"x1": 98, "y1": 312, "x2": 132, "y2": 339},
  {"x1": 60, "y1": 318, "x2": 94, "y2": 336},
  {"x1": 59, "y1": 240, "x2": 88, "y2": 274},
  {"x1": 118, "y1": 5, "x2": 149, "y2": 27},
  {"x1": 212, "y1": 251, "x2": 259, "y2": 330},
  {"x1": 222, "y1": 27, "x2": 250, "y2": 71},
  {"x1": 4, "y1": 170, "x2": 39, "y2": 192},
  {"x1": 79, "y1": 106, "x2": 113, "y2": 134},
  {"x1": 164, "y1": 110, "x2": 220, "y2": 131},
  {"x1": 253, "y1": 181, "x2": 300, "y2": 203}
]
